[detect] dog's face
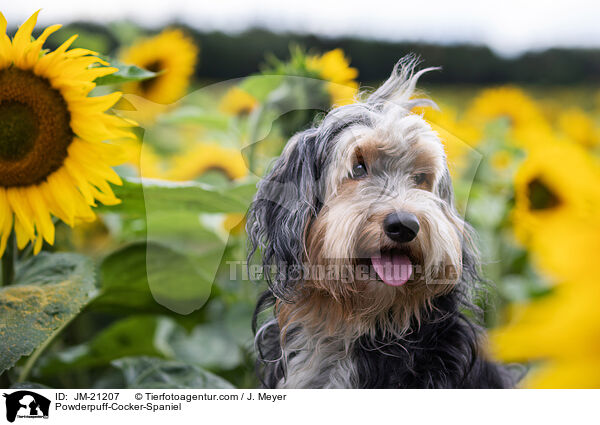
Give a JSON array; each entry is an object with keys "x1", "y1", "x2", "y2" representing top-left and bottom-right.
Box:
[
  {"x1": 248, "y1": 60, "x2": 477, "y2": 330},
  {"x1": 309, "y1": 112, "x2": 463, "y2": 283},
  {"x1": 303, "y1": 109, "x2": 469, "y2": 322}
]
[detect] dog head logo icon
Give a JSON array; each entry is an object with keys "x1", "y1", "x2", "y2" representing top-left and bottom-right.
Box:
[{"x1": 3, "y1": 391, "x2": 50, "y2": 423}]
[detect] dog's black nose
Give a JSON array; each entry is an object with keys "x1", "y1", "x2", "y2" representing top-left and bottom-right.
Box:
[{"x1": 383, "y1": 212, "x2": 420, "y2": 243}]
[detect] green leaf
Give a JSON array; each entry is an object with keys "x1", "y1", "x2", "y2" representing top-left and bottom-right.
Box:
[
  {"x1": 0, "y1": 253, "x2": 97, "y2": 374},
  {"x1": 94, "y1": 58, "x2": 160, "y2": 86},
  {"x1": 240, "y1": 74, "x2": 284, "y2": 102},
  {"x1": 94, "y1": 242, "x2": 213, "y2": 315},
  {"x1": 40, "y1": 316, "x2": 169, "y2": 374},
  {"x1": 94, "y1": 244, "x2": 166, "y2": 313},
  {"x1": 109, "y1": 356, "x2": 235, "y2": 388},
  {"x1": 167, "y1": 322, "x2": 242, "y2": 370},
  {"x1": 465, "y1": 190, "x2": 507, "y2": 229},
  {"x1": 41, "y1": 315, "x2": 246, "y2": 375},
  {"x1": 101, "y1": 178, "x2": 257, "y2": 217}
]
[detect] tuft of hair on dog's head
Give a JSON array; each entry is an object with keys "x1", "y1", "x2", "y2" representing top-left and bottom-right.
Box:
[{"x1": 247, "y1": 55, "x2": 480, "y2": 333}]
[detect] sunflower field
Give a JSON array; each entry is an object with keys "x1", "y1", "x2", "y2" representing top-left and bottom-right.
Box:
[{"x1": 1, "y1": 11, "x2": 600, "y2": 390}]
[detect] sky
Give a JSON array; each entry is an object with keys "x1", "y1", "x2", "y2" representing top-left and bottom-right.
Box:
[{"x1": 3, "y1": 0, "x2": 600, "y2": 57}]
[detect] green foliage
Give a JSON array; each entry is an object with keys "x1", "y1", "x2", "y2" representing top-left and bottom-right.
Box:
[
  {"x1": 0, "y1": 254, "x2": 97, "y2": 374},
  {"x1": 40, "y1": 316, "x2": 167, "y2": 374},
  {"x1": 240, "y1": 75, "x2": 285, "y2": 102},
  {"x1": 38, "y1": 310, "x2": 249, "y2": 380},
  {"x1": 97, "y1": 242, "x2": 212, "y2": 315},
  {"x1": 102, "y1": 178, "x2": 257, "y2": 216},
  {"x1": 104, "y1": 357, "x2": 234, "y2": 389},
  {"x1": 94, "y1": 58, "x2": 160, "y2": 86}
]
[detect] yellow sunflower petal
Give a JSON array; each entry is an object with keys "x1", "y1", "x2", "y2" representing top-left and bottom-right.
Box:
[
  {"x1": 28, "y1": 186, "x2": 55, "y2": 245},
  {"x1": 13, "y1": 218, "x2": 32, "y2": 250},
  {"x1": 33, "y1": 233, "x2": 44, "y2": 255},
  {"x1": 12, "y1": 10, "x2": 40, "y2": 66},
  {"x1": 22, "y1": 24, "x2": 62, "y2": 68},
  {"x1": 0, "y1": 12, "x2": 12, "y2": 68},
  {"x1": 6, "y1": 188, "x2": 35, "y2": 240}
]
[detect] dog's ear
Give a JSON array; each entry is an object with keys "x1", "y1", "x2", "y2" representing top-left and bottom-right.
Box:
[{"x1": 247, "y1": 128, "x2": 325, "y2": 302}]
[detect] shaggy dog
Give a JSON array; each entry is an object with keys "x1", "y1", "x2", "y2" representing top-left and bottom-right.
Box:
[{"x1": 247, "y1": 57, "x2": 515, "y2": 388}]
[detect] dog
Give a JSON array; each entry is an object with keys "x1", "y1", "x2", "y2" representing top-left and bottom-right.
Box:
[{"x1": 247, "y1": 57, "x2": 515, "y2": 388}]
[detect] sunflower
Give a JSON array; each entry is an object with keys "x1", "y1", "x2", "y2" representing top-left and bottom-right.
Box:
[
  {"x1": 220, "y1": 87, "x2": 258, "y2": 116},
  {"x1": 466, "y1": 86, "x2": 544, "y2": 128},
  {"x1": 120, "y1": 29, "x2": 198, "y2": 105},
  {"x1": 493, "y1": 139, "x2": 600, "y2": 388},
  {"x1": 491, "y1": 278, "x2": 600, "y2": 388},
  {"x1": 465, "y1": 86, "x2": 552, "y2": 147},
  {"x1": 166, "y1": 143, "x2": 248, "y2": 182},
  {"x1": 512, "y1": 141, "x2": 600, "y2": 240},
  {"x1": 0, "y1": 11, "x2": 132, "y2": 256},
  {"x1": 307, "y1": 49, "x2": 359, "y2": 106},
  {"x1": 511, "y1": 140, "x2": 600, "y2": 281}
]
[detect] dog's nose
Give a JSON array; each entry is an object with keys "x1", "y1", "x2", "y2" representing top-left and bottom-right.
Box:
[{"x1": 383, "y1": 212, "x2": 420, "y2": 243}]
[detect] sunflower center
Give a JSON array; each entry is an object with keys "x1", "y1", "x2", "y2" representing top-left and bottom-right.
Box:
[
  {"x1": 0, "y1": 67, "x2": 73, "y2": 187},
  {"x1": 140, "y1": 60, "x2": 164, "y2": 94},
  {"x1": 528, "y1": 177, "x2": 561, "y2": 210},
  {"x1": 0, "y1": 102, "x2": 38, "y2": 160}
]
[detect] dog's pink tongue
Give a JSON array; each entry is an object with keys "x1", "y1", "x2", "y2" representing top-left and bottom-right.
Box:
[{"x1": 371, "y1": 251, "x2": 413, "y2": 286}]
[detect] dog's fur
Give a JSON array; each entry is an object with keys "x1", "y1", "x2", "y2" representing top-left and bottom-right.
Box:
[{"x1": 247, "y1": 57, "x2": 515, "y2": 388}]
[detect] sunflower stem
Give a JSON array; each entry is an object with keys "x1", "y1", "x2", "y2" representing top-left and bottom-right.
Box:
[{"x1": 1, "y1": 231, "x2": 16, "y2": 286}]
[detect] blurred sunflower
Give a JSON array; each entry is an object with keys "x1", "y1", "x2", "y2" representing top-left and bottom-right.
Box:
[
  {"x1": 0, "y1": 11, "x2": 132, "y2": 256},
  {"x1": 307, "y1": 49, "x2": 359, "y2": 106},
  {"x1": 220, "y1": 87, "x2": 258, "y2": 116},
  {"x1": 557, "y1": 107, "x2": 599, "y2": 148},
  {"x1": 465, "y1": 86, "x2": 552, "y2": 147},
  {"x1": 166, "y1": 143, "x2": 248, "y2": 182},
  {"x1": 492, "y1": 278, "x2": 600, "y2": 388},
  {"x1": 120, "y1": 29, "x2": 198, "y2": 105},
  {"x1": 511, "y1": 140, "x2": 600, "y2": 281}
]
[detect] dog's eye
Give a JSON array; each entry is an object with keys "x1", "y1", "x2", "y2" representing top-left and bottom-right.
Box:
[
  {"x1": 351, "y1": 162, "x2": 367, "y2": 179},
  {"x1": 413, "y1": 173, "x2": 428, "y2": 185}
]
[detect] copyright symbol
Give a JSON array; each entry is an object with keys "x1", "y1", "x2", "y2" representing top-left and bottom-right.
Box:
[{"x1": 135, "y1": 393, "x2": 143, "y2": 400}]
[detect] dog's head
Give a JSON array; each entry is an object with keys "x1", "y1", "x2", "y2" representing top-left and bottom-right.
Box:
[{"x1": 248, "y1": 57, "x2": 479, "y2": 328}]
